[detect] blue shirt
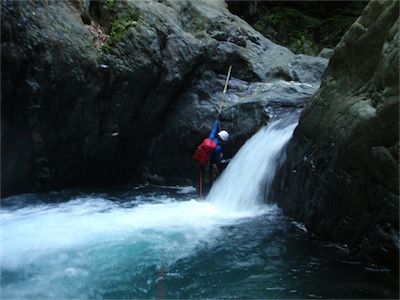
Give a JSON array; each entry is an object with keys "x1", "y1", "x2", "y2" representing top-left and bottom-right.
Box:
[{"x1": 208, "y1": 119, "x2": 223, "y2": 163}]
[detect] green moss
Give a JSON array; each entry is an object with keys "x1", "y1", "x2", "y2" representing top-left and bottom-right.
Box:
[{"x1": 102, "y1": 17, "x2": 138, "y2": 52}]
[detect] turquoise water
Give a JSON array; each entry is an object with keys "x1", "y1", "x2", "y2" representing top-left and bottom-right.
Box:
[
  {"x1": 1, "y1": 121, "x2": 398, "y2": 299},
  {"x1": 0, "y1": 186, "x2": 397, "y2": 299}
]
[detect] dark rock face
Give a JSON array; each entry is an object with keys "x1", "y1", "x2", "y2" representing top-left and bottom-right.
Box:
[
  {"x1": 272, "y1": 0, "x2": 399, "y2": 271},
  {"x1": 1, "y1": 0, "x2": 327, "y2": 196}
]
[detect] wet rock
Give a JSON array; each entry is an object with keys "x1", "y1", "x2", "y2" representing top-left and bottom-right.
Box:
[
  {"x1": 25, "y1": 79, "x2": 40, "y2": 94},
  {"x1": 318, "y1": 48, "x2": 334, "y2": 59},
  {"x1": 1, "y1": 0, "x2": 327, "y2": 196},
  {"x1": 272, "y1": 0, "x2": 399, "y2": 272},
  {"x1": 287, "y1": 55, "x2": 328, "y2": 84},
  {"x1": 145, "y1": 67, "x2": 324, "y2": 181}
]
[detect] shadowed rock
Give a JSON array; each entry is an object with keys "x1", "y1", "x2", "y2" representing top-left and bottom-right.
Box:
[
  {"x1": 272, "y1": 0, "x2": 399, "y2": 272},
  {"x1": 1, "y1": 0, "x2": 327, "y2": 196}
]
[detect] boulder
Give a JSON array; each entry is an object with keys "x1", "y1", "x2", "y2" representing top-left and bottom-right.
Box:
[{"x1": 272, "y1": 0, "x2": 399, "y2": 272}]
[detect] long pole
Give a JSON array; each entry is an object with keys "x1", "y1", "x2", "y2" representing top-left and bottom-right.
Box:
[{"x1": 218, "y1": 65, "x2": 232, "y2": 114}]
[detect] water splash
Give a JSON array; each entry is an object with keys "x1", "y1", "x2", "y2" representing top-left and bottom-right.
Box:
[
  {"x1": 1, "y1": 117, "x2": 297, "y2": 298},
  {"x1": 207, "y1": 119, "x2": 298, "y2": 212},
  {"x1": 0, "y1": 194, "x2": 279, "y2": 299},
  {"x1": 0, "y1": 118, "x2": 393, "y2": 299}
]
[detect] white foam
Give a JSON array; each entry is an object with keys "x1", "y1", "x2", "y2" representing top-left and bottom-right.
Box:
[
  {"x1": 0, "y1": 118, "x2": 298, "y2": 300},
  {"x1": 1, "y1": 197, "x2": 275, "y2": 269},
  {"x1": 207, "y1": 120, "x2": 298, "y2": 212},
  {"x1": 0, "y1": 118, "x2": 300, "y2": 299}
]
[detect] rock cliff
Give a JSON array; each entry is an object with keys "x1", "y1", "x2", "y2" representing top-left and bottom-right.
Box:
[
  {"x1": 272, "y1": 0, "x2": 399, "y2": 271},
  {"x1": 1, "y1": 0, "x2": 327, "y2": 196}
]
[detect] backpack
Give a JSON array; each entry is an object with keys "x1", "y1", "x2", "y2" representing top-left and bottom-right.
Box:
[{"x1": 194, "y1": 138, "x2": 217, "y2": 165}]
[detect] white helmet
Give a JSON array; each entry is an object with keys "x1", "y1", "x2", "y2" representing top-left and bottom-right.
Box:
[{"x1": 218, "y1": 130, "x2": 230, "y2": 142}]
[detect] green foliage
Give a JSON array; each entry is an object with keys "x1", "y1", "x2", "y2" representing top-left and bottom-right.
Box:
[
  {"x1": 254, "y1": 7, "x2": 321, "y2": 55},
  {"x1": 79, "y1": 0, "x2": 85, "y2": 11},
  {"x1": 288, "y1": 31, "x2": 319, "y2": 55},
  {"x1": 98, "y1": 1, "x2": 142, "y2": 53},
  {"x1": 104, "y1": 0, "x2": 116, "y2": 12},
  {"x1": 251, "y1": 3, "x2": 365, "y2": 55},
  {"x1": 260, "y1": 7, "x2": 322, "y2": 30},
  {"x1": 102, "y1": 17, "x2": 138, "y2": 52}
]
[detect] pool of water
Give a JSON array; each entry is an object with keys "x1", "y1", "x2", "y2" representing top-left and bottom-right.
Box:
[{"x1": 1, "y1": 186, "x2": 397, "y2": 299}]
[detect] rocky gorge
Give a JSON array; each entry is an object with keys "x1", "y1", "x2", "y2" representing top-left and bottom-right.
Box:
[
  {"x1": 1, "y1": 0, "x2": 399, "y2": 284},
  {"x1": 1, "y1": 0, "x2": 326, "y2": 196}
]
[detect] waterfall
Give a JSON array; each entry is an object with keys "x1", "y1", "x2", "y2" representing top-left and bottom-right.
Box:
[{"x1": 206, "y1": 118, "x2": 298, "y2": 212}]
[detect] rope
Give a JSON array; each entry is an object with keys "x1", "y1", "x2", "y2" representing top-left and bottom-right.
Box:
[
  {"x1": 199, "y1": 169, "x2": 203, "y2": 199},
  {"x1": 218, "y1": 65, "x2": 233, "y2": 114}
]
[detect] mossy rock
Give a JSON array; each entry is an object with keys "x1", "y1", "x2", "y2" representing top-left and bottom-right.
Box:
[{"x1": 102, "y1": 17, "x2": 138, "y2": 52}]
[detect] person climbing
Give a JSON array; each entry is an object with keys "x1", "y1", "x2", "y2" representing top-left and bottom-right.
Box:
[
  {"x1": 208, "y1": 117, "x2": 230, "y2": 167},
  {"x1": 193, "y1": 117, "x2": 230, "y2": 198},
  {"x1": 194, "y1": 65, "x2": 232, "y2": 199}
]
